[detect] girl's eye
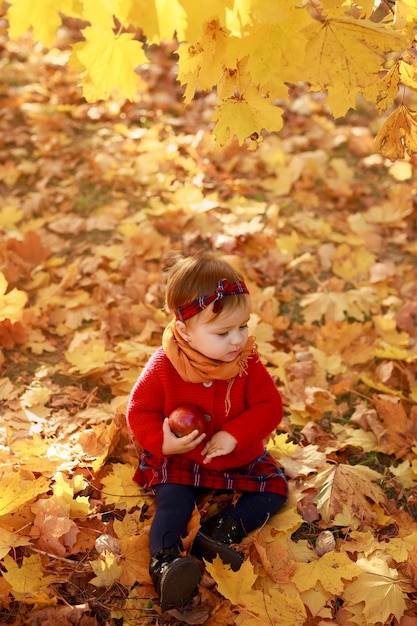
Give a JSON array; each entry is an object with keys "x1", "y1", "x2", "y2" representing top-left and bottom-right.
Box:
[{"x1": 240, "y1": 324, "x2": 248, "y2": 329}]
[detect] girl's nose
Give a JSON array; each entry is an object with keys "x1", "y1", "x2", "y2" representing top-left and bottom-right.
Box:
[{"x1": 230, "y1": 331, "x2": 241, "y2": 345}]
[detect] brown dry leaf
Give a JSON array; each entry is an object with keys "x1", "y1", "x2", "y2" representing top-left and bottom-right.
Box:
[
  {"x1": 6, "y1": 231, "x2": 49, "y2": 266},
  {"x1": 251, "y1": 529, "x2": 296, "y2": 583},
  {"x1": 312, "y1": 463, "x2": 386, "y2": 525},
  {"x1": 278, "y1": 444, "x2": 327, "y2": 479},
  {"x1": 31, "y1": 496, "x2": 79, "y2": 557},
  {"x1": 339, "y1": 529, "x2": 381, "y2": 559},
  {"x1": 119, "y1": 532, "x2": 152, "y2": 586},
  {"x1": 21, "y1": 605, "x2": 98, "y2": 626},
  {"x1": 404, "y1": 546, "x2": 417, "y2": 588},
  {"x1": 372, "y1": 394, "x2": 416, "y2": 458}
]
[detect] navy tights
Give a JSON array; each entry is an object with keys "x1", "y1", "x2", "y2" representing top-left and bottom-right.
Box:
[{"x1": 149, "y1": 483, "x2": 287, "y2": 554}]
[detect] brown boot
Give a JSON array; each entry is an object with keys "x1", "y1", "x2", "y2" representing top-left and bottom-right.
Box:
[
  {"x1": 149, "y1": 547, "x2": 201, "y2": 611},
  {"x1": 192, "y1": 515, "x2": 245, "y2": 572}
]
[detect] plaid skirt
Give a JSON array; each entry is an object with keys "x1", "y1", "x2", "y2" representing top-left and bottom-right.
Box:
[{"x1": 133, "y1": 449, "x2": 288, "y2": 496}]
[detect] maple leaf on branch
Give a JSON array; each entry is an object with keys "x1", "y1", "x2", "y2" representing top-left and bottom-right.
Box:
[
  {"x1": 374, "y1": 103, "x2": 417, "y2": 160},
  {"x1": 301, "y1": 14, "x2": 408, "y2": 118},
  {"x1": 6, "y1": 0, "x2": 68, "y2": 47},
  {"x1": 212, "y1": 89, "x2": 284, "y2": 147},
  {"x1": 69, "y1": 27, "x2": 148, "y2": 101}
]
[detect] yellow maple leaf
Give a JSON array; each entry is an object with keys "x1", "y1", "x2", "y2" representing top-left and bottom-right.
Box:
[
  {"x1": 242, "y1": 7, "x2": 312, "y2": 92},
  {"x1": 386, "y1": 532, "x2": 417, "y2": 563},
  {"x1": 113, "y1": 508, "x2": 144, "y2": 539},
  {"x1": 0, "y1": 472, "x2": 50, "y2": 517},
  {"x1": 265, "y1": 492, "x2": 304, "y2": 536},
  {"x1": 343, "y1": 556, "x2": 408, "y2": 623},
  {"x1": 396, "y1": 0, "x2": 417, "y2": 27},
  {"x1": 213, "y1": 89, "x2": 284, "y2": 146},
  {"x1": 0, "y1": 205, "x2": 24, "y2": 229},
  {"x1": 70, "y1": 27, "x2": 148, "y2": 100},
  {"x1": 300, "y1": 291, "x2": 349, "y2": 324},
  {"x1": 90, "y1": 551, "x2": 123, "y2": 587},
  {"x1": 178, "y1": 19, "x2": 229, "y2": 103},
  {"x1": 300, "y1": 286, "x2": 377, "y2": 323},
  {"x1": 332, "y1": 245, "x2": 375, "y2": 282},
  {"x1": 119, "y1": 0, "x2": 187, "y2": 43},
  {"x1": 376, "y1": 62, "x2": 401, "y2": 114},
  {"x1": 81, "y1": 0, "x2": 120, "y2": 30},
  {"x1": 241, "y1": 584, "x2": 307, "y2": 626},
  {"x1": 375, "y1": 104, "x2": 417, "y2": 160},
  {"x1": 0, "y1": 272, "x2": 27, "y2": 323},
  {"x1": 391, "y1": 460, "x2": 417, "y2": 489},
  {"x1": 291, "y1": 551, "x2": 362, "y2": 596},
  {"x1": 267, "y1": 433, "x2": 299, "y2": 458},
  {"x1": 6, "y1": 0, "x2": 73, "y2": 47},
  {"x1": 53, "y1": 472, "x2": 90, "y2": 518},
  {"x1": 302, "y1": 16, "x2": 408, "y2": 118},
  {"x1": 2, "y1": 553, "x2": 55, "y2": 605},
  {"x1": 0, "y1": 527, "x2": 31, "y2": 560},
  {"x1": 205, "y1": 557, "x2": 257, "y2": 605},
  {"x1": 65, "y1": 333, "x2": 114, "y2": 375},
  {"x1": 101, "y1": 463, "x2": 144, "y2": 510}
]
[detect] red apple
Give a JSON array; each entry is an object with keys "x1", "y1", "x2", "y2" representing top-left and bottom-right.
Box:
[{"x1": 168, "y1": 404, "x2": 207, "y2": 438}]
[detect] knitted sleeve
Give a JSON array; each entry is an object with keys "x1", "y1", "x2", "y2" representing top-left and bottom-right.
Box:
[
  {"x1": 221, "y1": 356, "x2": 283, "y2": 451},
  {"x1": 126, "y1": 348, "x2": 167, "y2": 456}
]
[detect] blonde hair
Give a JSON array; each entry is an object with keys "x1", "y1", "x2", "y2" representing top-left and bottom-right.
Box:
[{"x1": 165, "y1": 253, "x2": 250, "y2": 319}]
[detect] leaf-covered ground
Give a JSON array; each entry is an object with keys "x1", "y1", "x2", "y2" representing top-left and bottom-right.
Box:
[{"x1": 1, "y1": 18, "x2": 417, "y2": 626}]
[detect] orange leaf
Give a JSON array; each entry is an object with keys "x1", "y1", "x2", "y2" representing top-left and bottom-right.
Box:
[{"x1": 375, "y1": 104, "x2": 417, "y2": 160}]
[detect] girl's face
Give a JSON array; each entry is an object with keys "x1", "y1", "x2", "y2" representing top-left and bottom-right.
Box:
[{"x1": 176, "y1": 299, "x2": 251, "y2": 362}]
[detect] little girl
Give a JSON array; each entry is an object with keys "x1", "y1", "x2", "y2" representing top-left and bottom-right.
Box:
[{"x1": 126, "y1": 253, "x2": 288, "y2": 611}]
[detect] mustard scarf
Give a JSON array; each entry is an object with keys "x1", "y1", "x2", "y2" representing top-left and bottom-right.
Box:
[{"x1": 162, "y1": 320, "x2": 256, "y2": 415}]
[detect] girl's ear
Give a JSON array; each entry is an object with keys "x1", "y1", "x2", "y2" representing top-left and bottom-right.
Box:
[{"x1": 175, "y1": 319, "x2": 190, "y2": 342}]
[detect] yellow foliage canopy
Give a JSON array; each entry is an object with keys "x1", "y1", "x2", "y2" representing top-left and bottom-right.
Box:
[{"x1": 4, "y1": 0, "x2": 417, "y2": 153}]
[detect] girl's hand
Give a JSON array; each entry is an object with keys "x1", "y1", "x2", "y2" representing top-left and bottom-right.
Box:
[
  {"x1": 202, "y1": 431, "x2": 237, "y2": 464},
  {"x1": 162, "y1": 417, "x2": 206, "y2": 455}
]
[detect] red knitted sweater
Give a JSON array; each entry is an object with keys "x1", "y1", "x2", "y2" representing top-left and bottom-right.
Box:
[{"x1": 127, "y1": 347, "x2": 283, "y2": 471}]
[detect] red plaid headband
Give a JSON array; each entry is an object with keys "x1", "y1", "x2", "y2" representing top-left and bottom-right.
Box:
[{"x1": 175, "y1": 278, "x2": 249, "y2": 321}]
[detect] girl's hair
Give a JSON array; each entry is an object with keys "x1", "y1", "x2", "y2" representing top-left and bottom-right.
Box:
[{"x1": 165, "y1": 253, "x2": 250, "y2": 319}]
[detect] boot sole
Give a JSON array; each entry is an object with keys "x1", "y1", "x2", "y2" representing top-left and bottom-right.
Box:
[
  {"x1": 160, "y1": 557, "x2": 201, "y2": 612},
  {"x1": 192, "y1": 531, "x2": 244, "y2": 571}
]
